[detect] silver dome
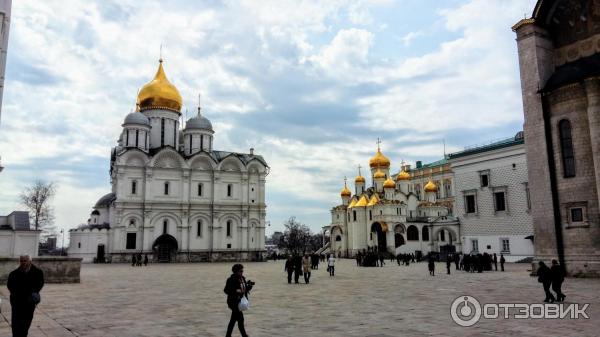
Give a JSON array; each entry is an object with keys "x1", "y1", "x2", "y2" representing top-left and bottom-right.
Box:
[
  {"x1": 185, "y1": 115, "x2": 213, "y2": 131},
  {"x1": 123, "y1": 112, "x2": 150, "y2": 126},
  {"x1": 94, "y1": 192, "x2": 116, "y2": 208}
]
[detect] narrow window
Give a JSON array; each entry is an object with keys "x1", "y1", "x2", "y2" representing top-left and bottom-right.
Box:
[
  {"x1": 173, "y1": 122, "x2": 176, "y2": 146},
  {"x1": 160, "y1": 118, "x2": 165, "y2": 147},
  {"x1": 226, "y1": 220, "x2": 232, "y2": 237},
  {"x1": 570, "y1": 208, "x2": 583, "y2": 222},
  {"x1": 131, "y1": 181, "x2": 137, "y2": 195},
  {"x1": 189, "y1": 134, "x2": 192, "y2": 153},
  {"x1": 197, "y1": 220, "x2": 202, "y2": 237},
  {"x1": 200, "y1": 135, "x2": 204, "y2": 151},
  {"x1": 126, "y1": 233, "x2": 136, "y2": 249},
  {"x1": 422, "y1": 226, "x2": 429, "y2": 241},
  {"x1": 136, "y1": 130, "x2": 139, "y2": 148},
  {"x1": 353, "y1": 210, "x2": 357, "y2": 221},
  {"x1": 198, "y1": 183, "x2": 203, "y2": 196},
  {"x1": 227, "y1": 184, "x2": 233, "y2": 197},
  {"x1": 126, "y1": 130, "x2": 129, "y2": 146},
  {"x1": 501, "y1": 238, "x2": 510, "y2": 253},
  {"x1": 559, "y1": 120, "x2": 576, "y2": 178},
  {"x1": 440, "y1": 230, "x2": 445, "y2": 241},
  {"x1": 369, "y1": 210, "x2": 372, "y2": 220},
  {"x1": 494, "y1": 192, "x2": 506, "y2": 212},
  {"x1": 145, "y1": 133, "x2": 148, "y2": 150},
  {"x1": 480, "y1": 174, "x2": 489, "y2": 187},
  {"x1": 78, "y1": 242, "x2": 81, "y2": 248},
  {"x1": 465, "y1": 195, "x2": 476, "y2": 213},
  {"x1": 471, "y1": 239, "x2": 479, "y2": 253},
  {"x1": 163, "y1": 220, "x2": 168, "y2": 234},
  {"x1": 164, "y1": 182, "x2": 169, "y2": 195}
]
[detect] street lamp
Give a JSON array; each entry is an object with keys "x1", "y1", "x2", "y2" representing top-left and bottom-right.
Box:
[{"x1": 60, "y1": 229, "x2": 65, "y2": 256}]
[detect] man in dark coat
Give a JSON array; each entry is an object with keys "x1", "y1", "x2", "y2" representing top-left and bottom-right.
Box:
[
  {"x1": 284, "y1": 257, "x2": 294, "y2": 284},
  {"x1": 500, "y1": 254, "x2": 505, "y2": 271},
  {"x1": 537, "y1": 261, "x2": 555, "y2": 303},
  {"x1": 224, "y1": 264, "x2": 251, "y2": 337},
  {"x1": 7, "y1": 255, "x2": 45, "y2": 337},
  {"x1": 293, "y1": 255, "x2": 302, "y2": 284},
  {"x1": 550, "y1": 259, "x2": 566, "y2": 302}
]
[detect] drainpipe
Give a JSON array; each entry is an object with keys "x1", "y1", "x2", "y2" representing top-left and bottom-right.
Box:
[{"x1": 541, "y1": 93, "x2": 566, "y2": 268}]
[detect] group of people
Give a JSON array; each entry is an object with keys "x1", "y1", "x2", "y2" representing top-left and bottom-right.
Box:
[
  {"x1": 536, "y1": 260, "x2": 566, "y2": 303},
  {"x1": 426, "y1": 252, "x2": 507, "y2": 276},
  {"x1": 131, "y1": 253, "x2": 149, "y2": 266},
  {"x1": 396, "y1": 253, "x2": 416, "y2": 266},
  {"x1": 284, "y1": 253, "x2": 336, "y2": 284}
]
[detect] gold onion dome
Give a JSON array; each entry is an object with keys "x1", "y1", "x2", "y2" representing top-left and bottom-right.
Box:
[
  {"x1": 396, "y1": 170, "x2": 410, "y2": 181},
  {"x1": 369, "y1": 149, "x2": 391, "y2": 168},
  {"x1": 374, "y1": 169, "x2": 386, "y2": 179},
  {"x1": 137, "y1": 59, "x2": 183, "y2": 113},
  {"x1": 355, "y1": 175, "x2": 366, "y2": 183},
  {"x1": 341, "y1": 185, "x2": 352, "y2": 197},
  {"x1": 424, "y1": 180, "x2": 438, "y2": 192},
  {"x1": 383, "y1": 177, "x2": 395, "y2": 188}
]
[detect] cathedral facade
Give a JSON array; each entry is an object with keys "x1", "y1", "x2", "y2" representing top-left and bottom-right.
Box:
[
  {"x1": 69, "y1": 59, "x2": 268, "y2": 263},
  {"x1": 327, "y1": 147, "x2": 460, "y2": 258}
]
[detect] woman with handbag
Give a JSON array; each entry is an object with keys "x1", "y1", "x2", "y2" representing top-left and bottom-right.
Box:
[{"x1": 224, "y1": 264, "x2": 252, "y2": 337}]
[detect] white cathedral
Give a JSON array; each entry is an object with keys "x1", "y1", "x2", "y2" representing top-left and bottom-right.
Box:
[
  {"x1": 327, "y1": 146, "x2": 460, "y2": 257},
  {"x1": 69, "y1": 59, "x2": 268, "y2": 263}
]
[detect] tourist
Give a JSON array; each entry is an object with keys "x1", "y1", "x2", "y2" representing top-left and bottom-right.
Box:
[
  {"x1": 428, "y1": 255, "x2": 435, "y2": 276},
  {"x1": 293, "y1": 255, "x2": 303, "y2": 284},
  {"x1": 379, "y1": 253, "x2": 385, "y2": 267},
  {"x1": 224, "y1": 264, "x2": 252, "y2": 337},
  {"x1": 493, "y1": 253, "x2": 498, "y2": 271},
  {"x1": 550, "y1": 259, "x2": 566, "y2": 302},
  {"x1": 302, "y1": 254, "x2": 312, "y2": 284},
  {"x1": 500, "y1": 254, "x2": 505, "y2": 272},
  {"x1": 137, "y1": 253, "x2": 143, "y2": 267},
  {"x1": 131, "y1": 254, "x2": 137, "y2": 267},
  {"x1": 454, "y1": 253, "x2": 460, "y2": 270},
  {"x1": 284, "y1": 257, "x2": 294, "y2": 284},
  {"x1": 328, "y1": 254, "x2": 336, "y2": 276},
  {"x1": 143, "y1": 254, "x2": 148, "y2": 266},
  {"x1": 356, "y1": 252, "x2": 362, "y2": 266},
  {"x1": 446, "y1": 256, "x2": 451, "y2": 275},
  {"x1": 537, "y1": 261, "x2": 555, "y2": 303},
  {"x1": 7, "y1": 255, "x2": 45, "y2": 337}
]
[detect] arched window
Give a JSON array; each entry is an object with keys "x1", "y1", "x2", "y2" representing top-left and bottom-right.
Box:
[
  {"x1": 163, "y1": 220, "x2": 168, "y2": 234},
  {"x1": 198, "y1": 183, "x2": 203, "y2": 197},
  {"x1": 197, "y1": 220, "x2": 202, "y2": 237},
  {"x1": 559, "y1": 119, "x2": 576, "y2": 178},
  {"x1": 422, "y1": 226, "x2": 429, "y2": 241},
  {"x1": 407, "y1": 225, "x2": 419, "y2": 241},
  {"x1": 131, "y1": 181, "x2": 137, "y2": 195},
  {"x1": 440, "y1": 229, "x2": 446, "y2": 242},
  {"x1": 336, "y1": 235, "x2": 342, "y2": 242},
  {"x1": 226, "y1": 220, "x2": 232, "y2": 237},
  {"x1": 164, "y1": 182, "x2": 170, "y2": 195},
  {"x1": 227, "y1": 184, "x2": 233, "y2": 197}
]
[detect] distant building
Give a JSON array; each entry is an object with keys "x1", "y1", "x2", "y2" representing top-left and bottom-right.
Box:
[
  {"x1": 448, "y1": 132, "x2": 534, "y2": 262},
  {"x1": 513, "y1": 0, "x2": 600, "y2": 276},
  {"x1": 0, "y1": 211, "x2": 40, "y2": 257}
]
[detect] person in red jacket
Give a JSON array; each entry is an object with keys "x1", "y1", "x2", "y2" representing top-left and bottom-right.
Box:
[{"x1": 7, "y1": 255, "x2": 45, "y2": 337}]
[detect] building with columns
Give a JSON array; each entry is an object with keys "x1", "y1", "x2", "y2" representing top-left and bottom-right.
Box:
[
  {"x1": 68, "y1": 59, "x2": 269, "y2": 263},
  {"x1": 326, "y1": 146, "x2": 460, "y2": 258},
  {"x1": 513, "y1": 0, "x2": 600, "y2": 276}
]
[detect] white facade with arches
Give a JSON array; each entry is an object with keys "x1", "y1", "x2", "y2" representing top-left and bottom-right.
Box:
[{"x1": 68, "y1": 60, "x2": 268, "y2": 263}]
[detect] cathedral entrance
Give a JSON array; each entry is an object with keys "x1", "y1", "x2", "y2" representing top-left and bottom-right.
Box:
[
  {"x1": 371, "y1": 222, "x2": 387, "y2": 253},
  {"x1": 152, "y1": 234, "x2": 178, "y2": 262},
  {"x1": 394, "y1": 224, "x2": 405, "y2": 248},
  {"x1": 96, "y1": 244, "x2": 105, "y2": 263}
]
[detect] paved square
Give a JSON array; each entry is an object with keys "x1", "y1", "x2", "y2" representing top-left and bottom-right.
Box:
[{"x1": 1, "y1": 260, "x2": 598, "y2": 336}]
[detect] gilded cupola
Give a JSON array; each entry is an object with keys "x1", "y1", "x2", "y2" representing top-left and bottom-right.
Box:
[
  {"x1": 383, "y1": 177, "x2": 395, "y2": 188},
  {"x1": 396, "y1": 170, "x2": 410, "y2": 181},
  {"x1": 373, "y1": 169, "x2": 386, "y2": 179},
  {"x1": 341, "y1": 184, "x2": 352, "y2": 197},
  {"x1": 424, "y1": 180, "x2": 438, "y2": 192},
  {"x1": 355, "y1": 175, "x2": 366, "y2": 183},
  {"x1": 369, "y1": 148, "x2": 391, "y2": 168},
  {"x1": 137, "y1": 59, "x2": 183, "y2": 113}
]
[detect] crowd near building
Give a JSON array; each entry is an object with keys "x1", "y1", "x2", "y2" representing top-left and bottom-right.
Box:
[{"x1": 68, "y1": 59, "x2": 269, "y2": 263}]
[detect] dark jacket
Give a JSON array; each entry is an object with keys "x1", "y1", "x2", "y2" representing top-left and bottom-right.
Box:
[
  {"x1": 537, "y1": 264, "x2": 552, "y2": 283},
  {"x1": 224, "y1": 274, "x2": 247, "y2": 309},
  {"x1": 550, "y1": 265, "x2": 565, "y2": 283},
  {"x1": 7, "y1": 264, "x2": 44, "y2": 307}
]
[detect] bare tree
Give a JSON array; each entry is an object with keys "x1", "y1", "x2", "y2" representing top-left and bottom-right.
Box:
[
  {"x1": 19, "y1": 180, "x2": 56, "y2": 236},
  {"x1": 278, "y1": 217, "x2": 312, "y2": 256}
]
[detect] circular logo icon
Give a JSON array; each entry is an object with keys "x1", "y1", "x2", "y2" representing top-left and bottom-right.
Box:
[{"x1": 450, "y1": 295, "x2": 482, "y2": 327}]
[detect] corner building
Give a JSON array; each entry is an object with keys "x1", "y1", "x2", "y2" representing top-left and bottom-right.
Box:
[
  {"x1": 69, "y1": 60, "x2": 269, "y2": 263},
  {"x1": 514, "y1": 0, "x2": 600, "y2": 276}
]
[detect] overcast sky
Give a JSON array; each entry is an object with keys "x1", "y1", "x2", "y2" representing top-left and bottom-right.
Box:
[{"x1": 0, "y1": 0, "x2": 537, "y2": 240}]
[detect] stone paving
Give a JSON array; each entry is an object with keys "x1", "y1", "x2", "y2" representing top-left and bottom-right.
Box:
[{"x1": 1, "y1": 259, "x2": 599, "y2": 337}]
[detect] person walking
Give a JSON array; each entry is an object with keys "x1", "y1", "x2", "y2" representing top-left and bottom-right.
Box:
[
  {"x1": 327, "y1": 254, "x2": 336, "y2": 276},
  {"x1": 302, "y1": 254, "x2": 312, "y2": 284},
  {"x1": 428, "y1": 255, "x2": 435, "y2": 276},
  {"x1": 224, "y1": 264, "x2": 252, "y2": 337},
  {"x1": 446, "y1": 256, "x2": 451, "y2": 275},
  {"x1": 500, "y1": 254, "x2": 505, "y2": 272},
  {"x1": 293, "y1": 255, "x2": 302, "y2": 284},
  {"x1": 493, "y1": 253, "x2": 498, "y2": 271},
  {"x1": 550, "y1": 259, "x2": 566, "y2": 302},
  {"x1": 137, "y1": 253, "x2": 143, "y2": 267},
  {"x1": 143, "y1": 254, "x2": 148, "y2": 266},
  {"x1": 379, "y1": 253, "x2": 385, "y2": 267},
  {"x1": 131, "y1": 254, "x2": 137, "y2": 267},
  {"x1": 284, "y1": 257, "x2": 294, "y2": 284},
  {"x1": 537, "y1": 261, "x2": 555, "y2": 303},
  {"x1": 7, "y1": 255, "x2": 45, "y2": 337},
  {"x1": 454, "y1": 254, "x2": 460, "y2": 270}
]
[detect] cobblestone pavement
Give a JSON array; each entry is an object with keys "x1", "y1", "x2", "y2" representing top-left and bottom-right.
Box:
[{"x1": 1, "y1": 260, "x2": 599, "y2": 337}]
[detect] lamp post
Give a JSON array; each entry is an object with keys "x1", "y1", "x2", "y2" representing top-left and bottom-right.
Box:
[{"x1": 60, "y1": 229, "x2": 65, "y2": 256}]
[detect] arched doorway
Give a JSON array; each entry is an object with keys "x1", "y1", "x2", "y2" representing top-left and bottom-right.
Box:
[
  {"x1": 371, "y1": 222, "x2": 388, "y2": 253},
  {"x1": 394, "y1": 224, "x2": 405, "y2": 248},
  {"x1": 152, "y1": 234, "x2": 178, "y2": 262}
]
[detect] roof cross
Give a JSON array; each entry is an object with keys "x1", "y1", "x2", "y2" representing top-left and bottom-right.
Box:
[
  {"x1": 357, "y1": 164, "x2": 362, "y2": 176},
  {"x1": 376, "y1": 138, "x2": 382, "y2": 151}
]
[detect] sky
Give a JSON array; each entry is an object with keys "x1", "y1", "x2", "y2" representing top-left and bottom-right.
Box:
[{"x1": 0, "y1": 0, "x2": 537, "y2": 242}]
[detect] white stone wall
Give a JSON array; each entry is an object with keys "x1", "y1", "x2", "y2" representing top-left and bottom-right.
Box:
[
  {"x1": 0, "y1": 230, "x2": 40, "y2": 258},
  {"x1": 451, "y1": 143, "x2": 534, "y2": 260},
  {"x1": 68, "y1": 229, "x2": 109, "y2": 262}
]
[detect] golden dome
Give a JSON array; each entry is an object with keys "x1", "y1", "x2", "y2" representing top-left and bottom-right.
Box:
[
  {"x1": 373, "y1": 169, "x2": 386, "y2": 179},
  {"x1": 367, "y1": 194, "x2": 380, "y2": 206},
  {"x1": 383, "y1": 177, "x2": 395, "y2": 189},
  {"x1": 354, "y1": 195, "x2": 368, "y2": 207},
  {"x1": 341, "y1": 185, "x2": 352, "y2": 197},
  {"x1": 355, "y1": 175, "x2": 366, "y2": 183},
  {"x1": 137, "y1": 59, "x2": 182, "y2": 113},
  {"x1": 369, "y1": 149, "x2": 391, "y2": 168},
  {"x1": 424, "y1": 180, "x2": 438, "y2": 192},
  {"x1": 396, "y1": 170, "x2": 410, "y2": 181}
]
